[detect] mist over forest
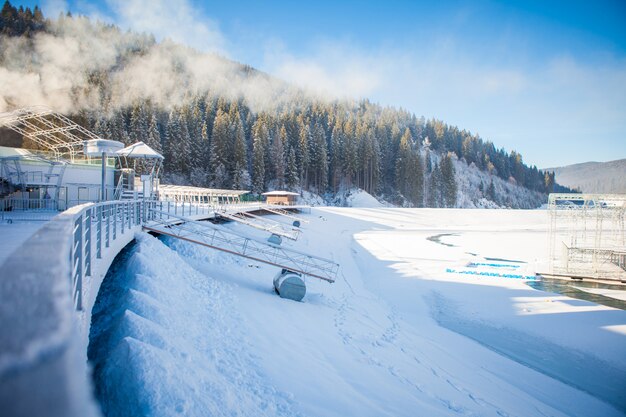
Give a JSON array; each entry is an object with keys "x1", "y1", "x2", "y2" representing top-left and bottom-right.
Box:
[{"x1": 0, "y1": 1, "x2": 573, "y2": 208}]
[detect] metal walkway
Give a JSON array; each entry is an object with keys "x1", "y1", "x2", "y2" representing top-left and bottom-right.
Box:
[
  {"x1": 216, "y1": 208, "x2": 300, "y2": 240},
  {"x1": 263, "y1": 206, "x2": 310, "y2": 224},
  {"x1": 144, "y1": 211, "x2": 338, "y2": 282}
]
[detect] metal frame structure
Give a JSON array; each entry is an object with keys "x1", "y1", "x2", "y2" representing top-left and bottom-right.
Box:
[
  {"x1": 158, "y1": 184, "x2": 248, "y2": 205},
  {"x1": 548, "y1": 193, "x2": 626, "y2": 280},
  {"x1": 0, "y1": 106, "x2": 103, "y2": 161},
  {"x1": 216, "y1": 208, "x2": 300, "y2": 240},
  {"x1": 64, "y1": 199, "x2": 333, "y2": 310},
  {"x1": 263, "y1": 206, "x2": 309, "y2": 224},
  {"x1": 144, "y1": 210, "x2": 338, "y2": 283}
]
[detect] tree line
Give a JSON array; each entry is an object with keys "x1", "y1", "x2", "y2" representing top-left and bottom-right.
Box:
[{"x1": 1, "y1": 1, "x2": 572, "y2": 207}]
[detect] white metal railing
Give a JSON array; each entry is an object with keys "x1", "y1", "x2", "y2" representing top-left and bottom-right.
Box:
[
  {"x1": 113, "y1": 175, "x2": 125, "y2": 200},
  {"x1": 150, "y1": 200, "x2": 213, "y2": 218},
  {"x1": 1, "y1": 198, "x2": 59, "y2": 222},
  {"x1": 1, "y1": 197, "x2": 58, "y2": 211},
  {"x1": 41, "y1": 196, "x2": 318, "y2": 310},
  {"x1": 68, "y1": 200, "x2": 147, "y2": 310}
]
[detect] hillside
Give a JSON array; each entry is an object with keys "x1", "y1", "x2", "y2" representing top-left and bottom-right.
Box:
[
  {"x1": 545, "y1": 159, "x2": 626, "y2": 194},
  {"x1": 0, "y1": 2, "x2": 569, "y2": 208}
]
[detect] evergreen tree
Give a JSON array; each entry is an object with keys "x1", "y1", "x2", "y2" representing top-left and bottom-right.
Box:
[
  {"x1": 251, "y1": 117, "x2": 270, "y2": 193},
  {"x1": 427, "y1": 163, "x2": 442, "y2": 207},
  {"x1": 230, "y1": 106, "x2": 249, "y2": 189},
  {"x1": 285, "y1": 146, "x2": 298, "y2": 190},
  {"x1": 440, "y1": 153, "x2": 457, "y2": 207},
  {"x1": 309, "y1": 121, "x2": 328, "y2": 192},
  {"x1": 297, "y1": 117, "x2": 310, "y2": 186},
  {"x1": 210, "y1": 108, "x2": 231, "y2": 187},
  {"x1": 329, "y1": 122, "x2": 343, "y2": 192},
  {"x1": 487, "y1": 179, "x2": 497, "y2": 202},
  {"x1": 272, "y1": 125, "x2": 287, "y2": 189},
  {"x1": 146, "y1": 113, "x2": 162, "y2": 153}
]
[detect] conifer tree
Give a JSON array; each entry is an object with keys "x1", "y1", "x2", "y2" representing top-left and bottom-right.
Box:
[
  {"x1": 210, "y1": 108, "x2": 231, "y2": 187},
  {"x1": 297, "y1": 118, "x2": 310, "y2": 186},
  {"x1": 285, "y1": 146, "x2": 298, "y2": 190},
  {"x1": 428, "y1": 163, "x2": 442, "y2": 207},
  {"x1": 272, "y1": 125, "x2": 287, "y2": 189},
  {"x1": 251, "y1": 117, "x2": 270, "y2": 193},
  {"x1": 440, "y1": 153, "x2": 457, "y2": 207},
  {"x1": 146, "y1": 113, "x2": 162, "y2": 153},
  {"x1": 329, "y1": 123, "x2": 343, "y2": 192}
]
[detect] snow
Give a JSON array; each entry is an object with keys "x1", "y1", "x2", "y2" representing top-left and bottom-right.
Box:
[
  {"x1": 89, "y1": 208, "x2": 626, "y2": 417},
  {"x1": 573, "y1": 286, "x2": 626, "y2": 302},
  {"x1": 0, "y1": 216, "x2": 54, "y2": 265},
  {"x1": 343, "y1": 188, "x2": 386, "y2": 208}
]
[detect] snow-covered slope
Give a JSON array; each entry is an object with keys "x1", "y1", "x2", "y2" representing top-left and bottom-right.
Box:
[
  {"x1": 451, "y1": 153, "x2": 546, "y2": 209},
  {"x1": 89, "y1": 209, "x2": 626, "y2": 417}
]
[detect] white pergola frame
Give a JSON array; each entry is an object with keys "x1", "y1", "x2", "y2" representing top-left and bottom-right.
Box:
[{"x1": 0, "y1": 106, "x2": 102, "y2": 161}]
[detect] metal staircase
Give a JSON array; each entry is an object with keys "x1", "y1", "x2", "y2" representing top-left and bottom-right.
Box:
[{"x1": 144, "y1": 211, "x2": 338, "y2": 282}]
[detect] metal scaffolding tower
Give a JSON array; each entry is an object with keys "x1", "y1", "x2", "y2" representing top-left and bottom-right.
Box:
[
  {"x1": 548, "y1": 193, "x2": 626, "y2": 281},
  {"x1": 0, "y1": 106, "x2": 102, "y2": 161}
]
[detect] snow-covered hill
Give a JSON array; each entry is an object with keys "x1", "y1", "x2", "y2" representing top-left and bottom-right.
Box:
[
  {"x1": 88, "y1": 209, "x2": 626, "y2": 416},
  {"x1": 545, "y1": 159, "x2": 626, "y2": 194},
  {"x1": 452, "y1": 153, "x2": 546, "y2": 208}
]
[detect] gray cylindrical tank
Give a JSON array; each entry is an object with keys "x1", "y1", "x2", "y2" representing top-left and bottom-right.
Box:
[
  {"x1": 268, "y1": 234, "x2": 282, "y2": 245},
  {"x1": 273, "y1": 270, "x2": 306, "y2": 301}
]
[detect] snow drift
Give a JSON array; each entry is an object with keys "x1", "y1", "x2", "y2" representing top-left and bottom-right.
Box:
[{"x1": 88, "y1": 233, "x2": 298, "y2": 417}]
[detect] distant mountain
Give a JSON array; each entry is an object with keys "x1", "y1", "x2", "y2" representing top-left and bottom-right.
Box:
[{"x1": 545, "y1": 159, "x2": 626, "y2": 194}]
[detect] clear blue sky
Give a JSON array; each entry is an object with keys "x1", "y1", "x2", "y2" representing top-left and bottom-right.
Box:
[{"x1": 12, "y1": 0, "x2": 626, "y2": 168}]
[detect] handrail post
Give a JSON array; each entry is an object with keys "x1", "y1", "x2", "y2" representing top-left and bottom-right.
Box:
[
  {"x1": 84, "y1": 208, "x2": 92, "y2": 277},
  {"x1": 96, "y1": 205, "x2": 102, "y2": 259},
  {"x1": 105, "y1": 204, "x2": 110, "y2": 248},
  {"x1": 73, "y1": 214, "x2": 83, "y2": 310}
]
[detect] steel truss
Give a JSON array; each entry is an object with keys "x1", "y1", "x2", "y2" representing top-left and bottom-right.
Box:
[
  {"x1": 216, "y1": 208, "x2": 300, "y2": 240},
  {"x1": 263, "y1": 206, "x2": 309, "y2": 224},
  {"x1": 145, "y1": 210, "x2": 338, "y2": 282}
]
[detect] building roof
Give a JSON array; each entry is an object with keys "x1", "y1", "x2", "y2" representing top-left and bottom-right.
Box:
[
  {"x1": 262, "y1": 190, "x2": 300, "y2": 196},
  {"x1": 117, "y1": 142, "x2": 164, "y2": 159},
  {"x1": 0, "y1": 146, "x2": 33, "y2": 158}
]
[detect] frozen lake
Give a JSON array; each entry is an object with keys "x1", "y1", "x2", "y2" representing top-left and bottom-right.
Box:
[{"x1": 89, "y1": 208, "x2": 626, "y2": 417}]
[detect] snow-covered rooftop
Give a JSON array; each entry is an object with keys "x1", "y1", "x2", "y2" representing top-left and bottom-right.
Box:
[
  {"x1": 262, "y1": 190, "x2": 299, "y2": 196},
  {"x1": 117, "y1": 141, "x2": 163, "y2": 159}
]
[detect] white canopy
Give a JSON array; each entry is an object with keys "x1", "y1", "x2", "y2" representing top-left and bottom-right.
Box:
[{"x1": 117, "y1": 142, "x2": 163, "y2": 159}]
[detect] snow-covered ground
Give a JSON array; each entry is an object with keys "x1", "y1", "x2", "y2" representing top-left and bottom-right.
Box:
[
  {"x1": 89, "y1": 208, "x2": 626, "y2": 417},
  {"x1": 0, "y1": 214, "x2": 54, "y2": 265}
]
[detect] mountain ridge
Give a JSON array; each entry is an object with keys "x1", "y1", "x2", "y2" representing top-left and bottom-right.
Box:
[{"x1": 544, "y1": 159, "x2": 626, "y2": 194}]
